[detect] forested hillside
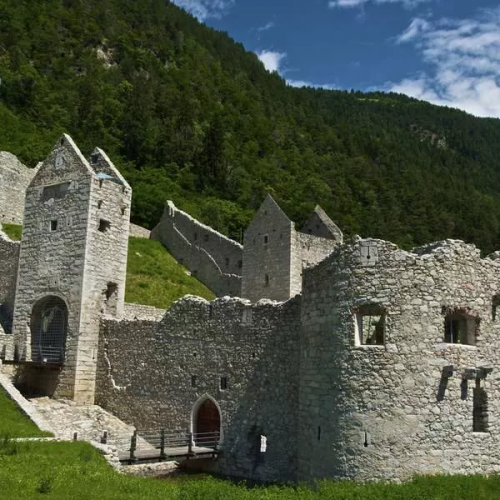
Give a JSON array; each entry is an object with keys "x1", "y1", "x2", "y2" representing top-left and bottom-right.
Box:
[{"x1": 2, "y1": 0, "x2": 500, "y2": 251}]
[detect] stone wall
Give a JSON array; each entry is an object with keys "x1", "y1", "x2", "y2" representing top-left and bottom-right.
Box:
[
  {"x1": 151, "y1": 201, "x2": 242, "y2": 297},
  {"x1": 0, "y1": 152, "x2": 37, "y2": 224},
  {"x1": 299, "y1": 238, "x2": 500, "y2": 482},
  {"x1": 0, "y1": 227, "x2": 19, "y2": 357},
  {"x1": 95, "y1": 295, "x2": 301, "y2": 483},
  {"x1": 129, "y1": 223, "x2": 151, "y2": 239}
]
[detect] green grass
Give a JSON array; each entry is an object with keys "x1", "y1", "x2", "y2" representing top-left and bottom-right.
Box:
[
  {"x1": 1, "y1": 223, "x2": 22, "y2": 240},
  {"x1": 1, "y1": 439, "x2": 500, "y2": 500},
  {"x1": 0, "y1": 387, "x2": 51, "y2": 438},
  {"x1": 125, "y1": 237, "x2": 215, "y2": 309}
]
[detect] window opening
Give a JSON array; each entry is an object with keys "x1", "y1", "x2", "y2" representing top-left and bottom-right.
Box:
[
  {"x1": 98, "y1": 219, "x2": 111, "y2": 233},
  {"x1": 220, "y1": 376, "x2": 228, "y2": 390},
  {"x1": 356, "y1": 305, "x2": 385, "y2": 345},
  {"x1": 42, "y1": 182, "x2": 70, "y2": 202},
  {"x1": 194, "y1": 232, "x2": 198, "y2": 241},
  {"x1": 50, "y1": 220, "x2": 58, "y2": 231},
  {"x1": 264, "y1": 235, "x2": 269, "y2": 244},
  {"x1": 317, "y1": 426, "x2": 321, "y2": 441},
  {"x1": 473, "y1": 380, "x2": 488, "y2": 432},
  {"x1": 444, "y1": 310, "x2": 477, "y2": 345},
  {"x1": 363, "y1": 431, "x2": 370, "y2": 447},
  {"x1": 103, "y1": 283, "x2": 118, "y2": 315},
  {"x1": 260, "y1": 435, "x2": 267, "y2": 453},
  {"x1": 492, "y1": 295, "x2": 500, "y2": 321},
  {"x1": 264, "y1": 274, "x2": 270, "y2": 287},
  {"x1": 191, "y1": 376, "x2": 197, "y2": 388},
  {"x1": 97, "y1": 200, "x2": 103, "y2": 209}
]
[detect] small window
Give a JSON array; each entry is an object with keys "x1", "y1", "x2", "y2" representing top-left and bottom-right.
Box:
[
  {"x1": 444, "y1": 311, "x2": 477, "y2": 345},
  {"x1": 264, "y1": 235, "x2": 269, "y2": 244},
  {"x1": 191, "y1": 376, "x2": 197, "y2": 388},
  {"x1": 356, "y1": 305, "x2": 385, "y2": 345},
  {"x1": 242, "y1": 309, "x2": 253, "y2": 325},
  {"x1": 50, "y1": 220, "x2": 58, "y2": 231},
  {"x1": 98, "y1": 219, "x2": 111, "y2": 233},
  {"x1": 220, "y1": 377, "x2": 228, "y2": 390},
  {"x1": 238, "y1": 260, "x2": 243, "y2": 269},
  {"x1": 194, "y1": 232, "x2": 198, "y2": 241},
  {"x1": 473, "y1": 381, "x2": 488, "y2": 432},
  {"x1": 492, "y1": 295, "x2": 500, "y2": 320},
  {"x1": 260, "y1": 435, "x2": 267, "y2": 453},
  {"x1": 97, "y1": 200, "x2": 103, "y2": 209},
  {"x1": 264, "y1": 274, "x2": 270, "y2": 287}
]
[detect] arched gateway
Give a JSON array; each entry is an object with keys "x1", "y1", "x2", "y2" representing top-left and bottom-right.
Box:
[
  {"x1": 30, "y1": 296, "x2": 68, "y2": 364},
  {"x1": 192, "y1": 396, "x2": 221, "y2": 446}
]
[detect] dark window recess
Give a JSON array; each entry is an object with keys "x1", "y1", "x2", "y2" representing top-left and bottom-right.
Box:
[
  {"x1": 238, "y1": 260, "x2": 243, "y2": 269},
  {"x1": 492, "y1": 295, "x2": 500, "y2": 320},
  {"x1": 473, "y1": 382, "x2": 488, "y2": 432},
  {"x1": 265, "y1": 274, "x2": 270, "y2": 287},
  {"x1": 104, "y1": 283, "x2": 118, "y2": 315},
  {"x1": 191, "y1": 376, "x2": 197, "y2": 388},
  {"x1": 317, "y1": 426, "x2": 321, "y2": 441},
  {"x1": 356, "y1": 305, "x2": 385, "y2": 345},
  {"x1": 220, "y1": 377, "x2": 228, "y2": 390},
  {"x1": 444, "y1": 311, "x2": 477, "y2": 345},
  {"x1": 98, "y1": 219, "x2": 111, "y2": 233},
  {"x1": 194, "y1": 232, "x2": 198, "y2": 241},
  {"x1": 42, "y1": 182, "x2": 70, "y2": 202},
  {"x1": 121, "y1": 207, "x2": 126, "y2": 216},
  {"x1": 363, "y1": 431, "x2": 370, "y2": 447},
  {"x1": 50, "y1": 220, "x2": 58, "y2": 231},
  {"x1": 97, "y1": 200, "x2": 103, "y2": 209},
  {"x1": 264, "y1": 235, "x2": 269, "y2": 244}
]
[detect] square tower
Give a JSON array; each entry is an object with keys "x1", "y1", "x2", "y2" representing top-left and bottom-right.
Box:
[{"x1": 11, "y1": 135, "x2": 131, "y2": 403}]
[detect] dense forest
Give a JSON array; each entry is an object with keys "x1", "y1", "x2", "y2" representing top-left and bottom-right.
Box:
[{"x1": 2, "y1": 0, "x2": 500, "y2": 252}]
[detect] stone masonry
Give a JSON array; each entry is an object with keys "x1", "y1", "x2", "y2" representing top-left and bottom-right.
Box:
[{"x1": 3, "y1": 134, "x2": 500, "y2": 485}]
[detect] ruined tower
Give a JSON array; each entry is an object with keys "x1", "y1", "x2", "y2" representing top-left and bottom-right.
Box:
[{"x1": 11, "y1": 135, "x2": 131, "y2": 403}]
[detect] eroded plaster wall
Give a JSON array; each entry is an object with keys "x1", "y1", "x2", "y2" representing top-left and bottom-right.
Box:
[
  {"x1": 96, "y1": 295, "x2": 301, "y2": 483},
  {"x1": 299, "y1": 238, "x2": 500, "y2": 482}
]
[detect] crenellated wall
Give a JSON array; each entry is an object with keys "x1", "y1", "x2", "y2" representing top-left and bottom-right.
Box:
[
  {"x1": 151, "y1": 201, "x2": 242, "y2": 297},
  {"x1": 299, "y1": 238, "x2": 500, "y2": 482},
  {"x1": 95, "y1": 295, "x2": 301, "y2": 483}
]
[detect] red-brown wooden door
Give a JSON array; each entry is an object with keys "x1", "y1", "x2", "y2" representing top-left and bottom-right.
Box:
[{"x1": 196, "y1": 399, "x2": 220, "y2": 443}]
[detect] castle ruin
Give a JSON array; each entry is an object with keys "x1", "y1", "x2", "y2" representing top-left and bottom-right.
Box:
[{"x1": 1, "y1": 135, "x2": 500, "y2": 483}]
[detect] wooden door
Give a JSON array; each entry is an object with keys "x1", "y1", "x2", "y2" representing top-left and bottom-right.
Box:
[{"x1": 196, "y1": 399, "x2": 220, "y2": 439}]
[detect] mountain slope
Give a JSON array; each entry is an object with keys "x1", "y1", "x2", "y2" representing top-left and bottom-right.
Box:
[{"x1": 1, "y1": 0, "x2": 500, "y2": 252}]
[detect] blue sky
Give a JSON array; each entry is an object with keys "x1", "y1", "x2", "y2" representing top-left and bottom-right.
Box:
[{"x1": 171, "y1": 0, "x2": 500, "y2": 118}]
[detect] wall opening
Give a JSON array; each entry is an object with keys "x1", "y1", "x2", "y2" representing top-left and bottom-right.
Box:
[
  {"x1": 264, "y1": 235, "x2": 269, "y2": 245},
  {"x1": 264, "y1": 274, "x2": 270, "y2": 287},
  {"x1": 30, "y1": 296, "x2": 68, "y2": 364},
  {"x1": 492, "y1": 295, "x2": 500, "y2": 321},
  {"x1": 191, "y1": 375, "x2": 197, "y2": 388},
  {"x1": 194, "y1": 398, "x2": 221, "y2": 445},
  {"x1": 98, "y1": 219, "x2": 111, "y2": 233},
  {"x1": 444, "y1": 310, "x2": 477, "y2": 345},
  {"x1": 103, "y1": 283, "x2": 118, "y2": 316},
  {"x1": 50, "y1": 220, "x2": 58, "y2": 231},
  {"x1": 220, "y1": 376, "x2": 228, "y2": 390},
  {"x1": 473, "y1": 381, "x2": 488, "y2": 432},
  {"x1": 355, "y1": 304, "x2": 385, "y2": 345},
  {"x1": 260, "y1": 435, "x2": 267, "y2": 453}
]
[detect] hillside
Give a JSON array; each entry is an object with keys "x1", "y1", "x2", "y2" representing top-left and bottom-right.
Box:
[{"x1": 1, "y1": 0, "x2": 500, "y2": 251}]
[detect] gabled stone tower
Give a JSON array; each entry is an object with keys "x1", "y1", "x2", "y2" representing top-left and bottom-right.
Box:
[
  {"x1": 12, "y1": 135, "x2": 131, "y2": 403},
  {"x1": 241, "y1": 195, "x2": 342, "y2": 303}
]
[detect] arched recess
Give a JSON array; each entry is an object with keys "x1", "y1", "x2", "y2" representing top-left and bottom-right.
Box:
[
  {"x1": 191, "y1": 394, "x2": 223, "y2": 446},
  {"x1": 30, "y1": 296, "x2": 68, "y2": 364}
]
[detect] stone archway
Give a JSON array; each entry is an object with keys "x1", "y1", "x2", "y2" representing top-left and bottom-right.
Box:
[
  {"x1": 192, "y1": 396, "x2": 222, "y2": 446},
  {"x1": 30, "y1": 295, "x2": 68, "y2": 364}
]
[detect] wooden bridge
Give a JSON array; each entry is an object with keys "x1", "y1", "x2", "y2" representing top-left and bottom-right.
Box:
[{"x1": 116, "y1": 430, "x2": 220, "y2": 464}]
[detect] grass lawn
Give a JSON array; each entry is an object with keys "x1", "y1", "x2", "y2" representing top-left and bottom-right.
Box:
[
  {"x1": 0, "y1": 387, "x2": 51, "y2": 438},
  {"x1": 125, "y1": 237, "x2": 215, "y2": 309},
  {"x1": 1, "y1": 438, "x2": 500, "y2": 500},
  {"x1": 1, "y1": 223, "x2": 22, "y2": 240}
]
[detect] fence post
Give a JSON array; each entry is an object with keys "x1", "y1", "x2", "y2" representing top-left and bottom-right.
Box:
[
  {"x1": 160, "y1": 429, "x2": 166, "y2": 461},
  {"x1": 188, "y1": 432, "x2": 193, "y2": 457},
  {"x1": 129, "y1": 430, "x2": 137, "y2": 465}
]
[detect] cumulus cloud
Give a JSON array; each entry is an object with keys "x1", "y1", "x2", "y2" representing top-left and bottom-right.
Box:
[
  {"x1": 257, "y1": 50, "x2": 287, "y2": 73},
  {"x1": 171, "y1": 0, "x2": 234, "y2": 21},
  {"x1": 388, "y1": 7, "x2": 500, "y2": 117},
  {"x1": 328, "y1": 0, "x2": 430, "y2": 9}
]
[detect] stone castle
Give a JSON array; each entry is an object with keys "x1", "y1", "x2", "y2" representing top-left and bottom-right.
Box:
[{"x1": 1, "y1": 135, "x2": 500, "y2": 483}]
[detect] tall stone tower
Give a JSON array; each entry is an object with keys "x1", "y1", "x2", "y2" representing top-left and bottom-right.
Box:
[{"x1": 12, "y1": 135, "x2": 131, "y2": 403}]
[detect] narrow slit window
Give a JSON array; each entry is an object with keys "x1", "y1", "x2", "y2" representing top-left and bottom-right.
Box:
[
  {"x1": 220, "y1": 376, "x2": 228, "y2": 390},
  {"x1": 191, "y1": 375, "x2": 197, "y2": 388},
  {"x1": 473, "y1": 381, "x2": 488, "y2": 432},
  {"x1": 356, "y1": 305, "x2": 385, "y2": 345},
  {"x1": 264, "y1": 274, "x2": 270, "y2": 287},
  {"x1": 50, "y1": 220, "x2": 58, "y2": 231},
  {"x1": 492, "y1": 295, "x2": 500, "y2": 321},
  {"x1": 264, "y1": 234, "x2": 269, "y2": 244},
  {"x1": 97, "y1": 200, "x2": 103, "y2": 209},
  {"x1": 260, "y1": 435, "x2": 267, "y2": 453}
]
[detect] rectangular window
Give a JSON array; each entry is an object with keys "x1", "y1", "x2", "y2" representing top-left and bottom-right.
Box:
[
  {"x1": 50, "y1": 220, "x2": 58, "y2": 231},
  {"x1": 444, "y1": 312, "x2": 477, "y2": 345},
  {"x1": 264, "y1": 234, "x2": 269, "y2": 244},
  {"x1": 98, "y1": 219, "x2": 111, "y2": 233},
  {"x1": 473, "y1": 381, "x2": 488, "y2": 432},
  {"x1": 356, "y1": 305, "x2": 385, "y2": 345},
  {"x1": 220, "y1": 376, "x2": 228, "y2": 390},
  {"x1": 191, "y1": 376, "x2": 197, "y2": 388},
  {"x1": 42, "y1": 182, "x2": 70, "y2": 202}
]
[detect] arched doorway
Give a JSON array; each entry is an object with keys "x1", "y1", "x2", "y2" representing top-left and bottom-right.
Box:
[
  {"x1": 30, "y1": 296, "x2": 68, "y2": 364},
  {"x1": 194, "y1": 398, "x2": 221, "y2": 446}
]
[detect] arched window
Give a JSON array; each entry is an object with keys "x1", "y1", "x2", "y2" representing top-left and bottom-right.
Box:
[{"x1": 31, "y1": 296, "x2": 68, "y2": 364}]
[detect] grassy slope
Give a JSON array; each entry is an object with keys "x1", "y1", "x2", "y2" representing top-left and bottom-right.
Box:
[
  {"x1": 0, "y1": 224, "x2": 215, "y2": 309},
  {"x1": 0, "y1": 387, "x2": 51, "y2": 437},
  {"x1": 126, "y1": 237, "x2": 215, "y2": 309}
]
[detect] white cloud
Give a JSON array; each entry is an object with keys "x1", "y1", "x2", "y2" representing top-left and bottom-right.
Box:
[
  {"x1": 328, "y1": 0, "x2": 430, "y2": 9},
  {"x1": 257, "y1": 22, "x2": 275, "y2": 33},
  {"x1": 257, "y1": 50, "x2": 287, "y2": 73},
  {"x1": 388, "y1": 7, "x2": 500, "y2": 117},
  {"x1": 171, "y1": 0, "x2": 234, "y2": 21}
]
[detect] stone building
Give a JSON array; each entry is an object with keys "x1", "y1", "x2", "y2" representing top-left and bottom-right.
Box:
[{"x1": 2, "y1": 135, "x2": 500, "y2": 483}]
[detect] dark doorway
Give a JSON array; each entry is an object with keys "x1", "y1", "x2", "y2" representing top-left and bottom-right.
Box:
[{"x1": 195, "y1": 399, "x2": 221, "y2": 444}]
